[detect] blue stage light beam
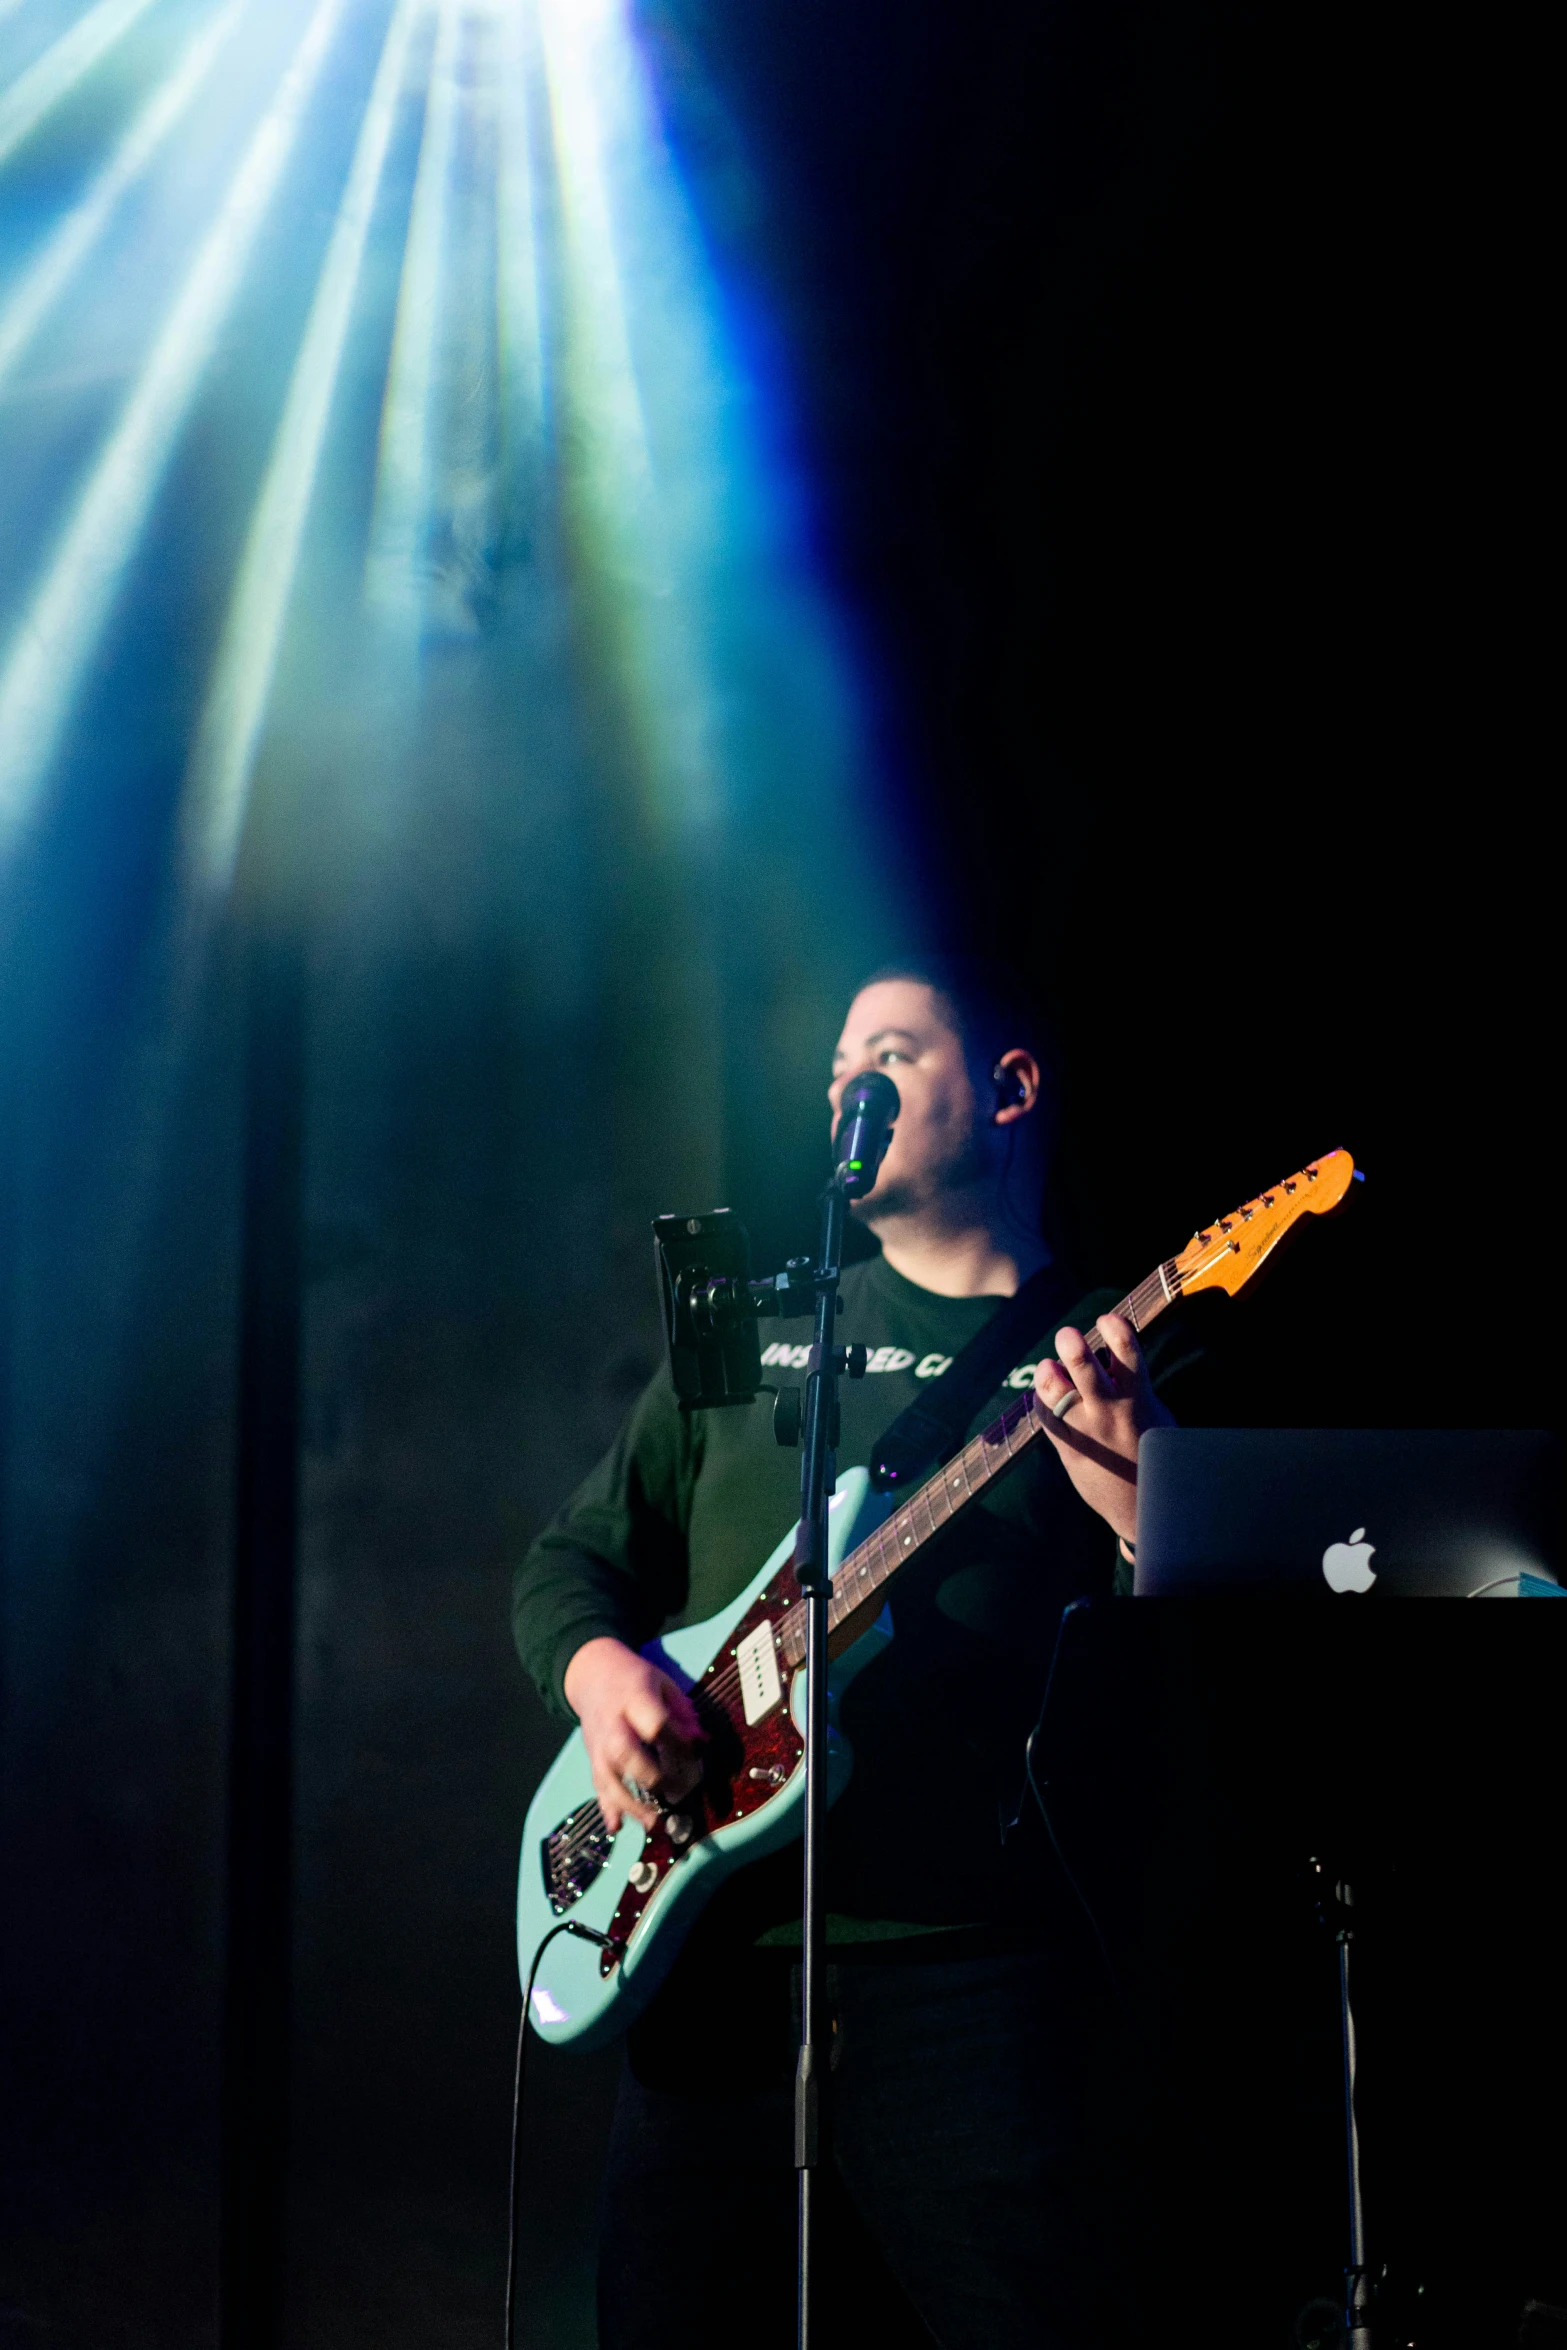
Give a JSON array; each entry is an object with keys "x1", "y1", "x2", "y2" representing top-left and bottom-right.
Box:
[
  {"x1": 185, "y1": 0, "x2": 422, "y2": 892},
  {"x1": 3, "y1": 0, "x2": 878, "y2": 880},
  {"x1": 536, "y1": 0, "x2": 800, "y2": 834},
  {"x1": 363, "y1": 0, "x2": 462, "y2": 628},
  {"x1": 538, "y1": 0, "x2": 656, "y2": 561},
  {"x1": 494, "y1": 0, "x2": 545, "y2": 462},
  {"x1": 0, "y1": 0, "x2": 165, "y2": 173},
  {"x1": 0, "y1": 0, "x2": 247, "y2": 391},
  {"x1": 0, "y1": 0, "x2": 352, "y2": 852}
]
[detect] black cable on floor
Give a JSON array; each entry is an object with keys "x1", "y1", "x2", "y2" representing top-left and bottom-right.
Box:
[
  {"x1": 506, "y1": 1918, "x2": 621, "y2": 2350},
  {"x1": 1020, "y1": 1596, "x2": 1125, "y2": 2009}
]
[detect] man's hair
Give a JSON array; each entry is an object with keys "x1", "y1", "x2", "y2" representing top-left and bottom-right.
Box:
[{"x1": 855, "y1": 953, "x2": 1061, "y2": 1122}]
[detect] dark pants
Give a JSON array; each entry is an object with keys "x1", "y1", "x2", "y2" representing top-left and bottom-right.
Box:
[{"x1": 598, "y1": 1943, "x2": 1117, "y2": 2350}]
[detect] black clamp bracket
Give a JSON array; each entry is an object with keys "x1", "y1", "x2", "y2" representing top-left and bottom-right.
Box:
[{"x1": 772, "y1": 1344, "x2": 866, "y2": 1449}]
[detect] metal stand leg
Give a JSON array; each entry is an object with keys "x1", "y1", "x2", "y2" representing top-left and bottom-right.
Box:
[
  {"x1": 1338, "y1": 1902, "x2": 1373, "y2": 2350},
  {"x1": 793, "y1": 1174, "x2": 847, "y2": 2350},
  {"x1": 1309, "y1": 1856, "x2": 1376, "y2": 2350},
  {"x1": 795, "y1": 1578, "x2": 829, "y2": 2349}
]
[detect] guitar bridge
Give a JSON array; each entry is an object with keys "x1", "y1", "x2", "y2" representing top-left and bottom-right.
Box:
[{"x1": 542, "y1": 1800, "x2": 613, "y2": 1914}]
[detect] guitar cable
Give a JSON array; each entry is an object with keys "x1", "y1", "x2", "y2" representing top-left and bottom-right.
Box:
[
  {"x1": 506, "y1": 1919, "x2": 622, "y2": 2350},
  {"x1": 1017, "y1": 1596, "x2": 1125, "y2": 2011}
]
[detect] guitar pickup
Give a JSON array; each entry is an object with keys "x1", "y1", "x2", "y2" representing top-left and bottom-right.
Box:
[{"x1": 736, "y1": 1622, "x2": 783, "y2": 1724}]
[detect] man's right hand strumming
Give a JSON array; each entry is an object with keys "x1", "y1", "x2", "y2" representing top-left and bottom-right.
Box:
[{"x1": 562, "y1": 1637, "x2": 706, "y2": 1834}]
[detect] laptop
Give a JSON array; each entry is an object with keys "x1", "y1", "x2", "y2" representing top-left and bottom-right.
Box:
[{"x1": 1134, "y1": 1429, "x2": 1561, "y2": 1599}]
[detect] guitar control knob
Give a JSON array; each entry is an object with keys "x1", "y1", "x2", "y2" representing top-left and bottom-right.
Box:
[
  {"x1": 666, "y1": 1813, "x2": 693, "y2": 1848},
  {"x1": 628, "y1": 1860, "x2": 659, "y2": 1893}
]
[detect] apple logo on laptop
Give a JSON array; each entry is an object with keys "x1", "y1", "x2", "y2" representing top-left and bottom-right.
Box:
[{"x1": 1322, "y1": 1526, "x2": 1376, "y2": 1593}]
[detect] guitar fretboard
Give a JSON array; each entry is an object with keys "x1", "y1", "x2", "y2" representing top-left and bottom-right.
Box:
[{"x1": 774, "y1": 1259, "x2": 1180, "y2": 1668}]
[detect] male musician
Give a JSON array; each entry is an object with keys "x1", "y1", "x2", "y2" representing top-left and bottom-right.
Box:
[{"x1": 512, "y1": 959, "x2": 1195, "y2": 2350}]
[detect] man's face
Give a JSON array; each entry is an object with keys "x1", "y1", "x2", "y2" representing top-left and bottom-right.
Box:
[{"x1": 828, "y1": 979, "x2": 986, "y2": 1221}]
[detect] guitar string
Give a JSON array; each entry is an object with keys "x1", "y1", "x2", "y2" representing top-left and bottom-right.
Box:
[
  {"x1": 739, "y1": 1369, "x2": 1067, "y2": 1683},
  {"x1": 549, "y1": 1385, "x2": 1081, "y2": 1860},
  {"x1": 545, "y1": 1201, "x2": 1325, "y2": 1860},
  {"x1": 683, "y1": 1175, "x2": 1338, "y2": 1705},
  {"x1": 578, "y1": 1191, "x2": 1328, "y2": 1774},
  {"x1": 774, "y1": 1249, "x2": 1192, "y2": 1654},
  {"x1": 549, "y1": 1258, "x2": 1212, "y2": 1864},
  {"x1": 546, "y1": 1389, "x2": 1064, "y2": 1867},
  {"x1": 548, "y1": 1254, "x2": 1207, "y2": 1859}
]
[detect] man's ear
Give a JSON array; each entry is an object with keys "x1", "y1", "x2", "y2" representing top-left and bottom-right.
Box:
[{"x1": 990, "y1": 1049, "x2": 1041, "y2": 1124}]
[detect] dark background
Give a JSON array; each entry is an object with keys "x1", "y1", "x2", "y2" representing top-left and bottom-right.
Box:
[{"x1": 1, "y1": 0, "x2": 1556, "y2": 2345}]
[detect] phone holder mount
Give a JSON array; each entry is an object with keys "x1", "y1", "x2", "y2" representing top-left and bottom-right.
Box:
[{"x1": 653, "y1": 1214, "x2": 870, "y2": 1449}]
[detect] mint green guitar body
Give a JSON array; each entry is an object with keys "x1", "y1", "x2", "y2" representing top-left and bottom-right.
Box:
[{"x1": 515, "y1": 1466, "x2": 892, "y2": 2049}]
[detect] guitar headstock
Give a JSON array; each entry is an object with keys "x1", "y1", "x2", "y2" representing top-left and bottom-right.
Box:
[{"x1": 1173, "y1": 1149, "x2": 1357, "y2": 1301}]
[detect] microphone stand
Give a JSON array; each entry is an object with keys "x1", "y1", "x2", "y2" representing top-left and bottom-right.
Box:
[
  {"x1": 792, "y1": 1166, "x2": 847, "y2": 2350},
  {"x1": 1309, "y1": 1858, "x2": 1374, "y2": 2350},
  {"x1": 659, "y1": 1072, "x2": 895, "y2": 2350},
  {"x1": 1337, "y1": 1885, "x2": 1373, "y2": 2350}
]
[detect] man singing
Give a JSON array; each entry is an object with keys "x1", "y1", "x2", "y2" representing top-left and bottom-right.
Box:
[{"x1": 512, "y1": 957, "x2": 1195, "y2": 2349}]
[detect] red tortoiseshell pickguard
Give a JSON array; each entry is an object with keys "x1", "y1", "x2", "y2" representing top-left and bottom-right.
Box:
[{"x1": 599, "y1": 1570, "x2": 805, "y2": 1974}]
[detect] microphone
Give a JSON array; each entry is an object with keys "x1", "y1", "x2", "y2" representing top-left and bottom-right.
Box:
[{"x1": 833, "y1": 1071, "x2": 899, "y2": 1199}]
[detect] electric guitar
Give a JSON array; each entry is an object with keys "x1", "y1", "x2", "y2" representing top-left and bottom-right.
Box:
[{"x1": 516, "y1": 1149, "x2": 1358, "y2": 2045}]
